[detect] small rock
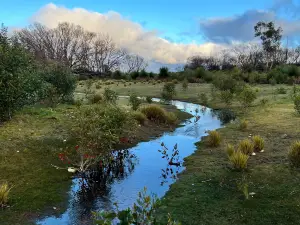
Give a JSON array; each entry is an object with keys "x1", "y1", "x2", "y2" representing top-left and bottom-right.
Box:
[
  {"x1": 252, "y1": 152, "x2": 256, "y2": 156},
  {"x1": 281, "y1": 134, "x2": 288, "y2": 139},
  {"x1": 192, "y1": 183, "x2": 194, "y2": 186},
  {"x1": 53, "y1": 207, "x2": 57, "y2": 210},
  {"x1": 63, "y1": 139, "x2": 67, "y2": 142},
  {"x1": 249, "y1": 192, "x2": 256, "y2": 196},
  {"x1": 260, "y1": 149, "x2": 265, "y2": 153},
  {"x1": 17, "y1": 150, "x2": 19, "y2": 153}
]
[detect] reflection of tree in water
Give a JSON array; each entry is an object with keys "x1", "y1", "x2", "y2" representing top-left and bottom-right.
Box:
[{"x1": 211, "y1": 109, "x2": 236, "y2": 124}]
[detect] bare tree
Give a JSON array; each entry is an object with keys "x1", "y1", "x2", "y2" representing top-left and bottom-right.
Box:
[{"x1": 124, "y1": 54, "x2": 147, "y2": 73}]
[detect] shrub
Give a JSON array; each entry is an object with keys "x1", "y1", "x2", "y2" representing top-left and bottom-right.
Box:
[
  {"x1": 95, "y1": 84, "x2": 101, "y2": 89},
  {"x1": 229, "y1": 151, "x2": 249, "y2": 170},
  {"x1": 146, "y1": 96, "x2": 152, "y2": 104},
  {"x1": 199, "y1": 93, "x2": 208, "y2": 105},
  {"x1": 288, "y1": 141, "x2": 300, "y2": 167},
  {"x1": 129, "y1": 93, "x2": 142, "y2": 110},
  {"x1": 165, "y1": 112, "x2": 178, "y2": 125},
  {"x1": 207, "y1": 130, "x2": 221, "y2": 147},
  {"x1": 276, "y1": 87, "x2": 287, "y2": 94},
  {"x1": 226, "y1": 144, "x2": 235, "y2": 156},
  {"x1": 0, "y1": 182, "x2": 11, "y2": 207},
  {"x1": 238, "y1": 86, "x2": 257, "y2": 107},
  {"x1": 159, "y1": 67, "x2": 169, "y2": 78},
  {"x1": 89, "y1": 93, "x2": 102, "y2": 104},
  {"x1": 260, "y1": 98, "x2": 269, "y2": 106},
  {"x1": 140, "y1": 104, "x2": 177, "y2": 125},
  {"x1": 238, "y1": 139, "x2": 254, "y2": 155},
  {"x1": 239, "y1": 119, "x2": 248, "y2": 131},
  {"x1": 294, "y1": 95, "x2": 300, "y2": 114},
  {"x1": 130, "y1": 71, "x2": 140, "y2": 80},
  {"x1": 182, "y1": 78, "x2": 188, "y2": 91},
  {"x1": 212, "y1": 74, "x2": 237, "y2": 93},
  {"x1": 252, "y1": 135, "x2": 264, "y2": 152},
  {"x1": 103, "y1": 88, "x2": 118, "y2": 104},
  {"x1": 132, "y1": 111, "x2": 147, "y2": 125},
  {"x1": 220, "y1": 90, "x2": 234, "y2": 106},
  {"x1": 161, "y1": 82, "x2": 176, "y2": 101}
]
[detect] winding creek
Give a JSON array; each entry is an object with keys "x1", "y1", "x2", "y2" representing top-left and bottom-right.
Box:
[{"x1": 36, "y1": 99, "x2": 233, "y2": 225}]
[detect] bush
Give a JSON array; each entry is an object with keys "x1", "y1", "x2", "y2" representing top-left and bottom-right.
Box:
[
  {"x1": 0, "y1": 182, "x2": 11, "y2": 207},
  {"x1": 89, "y1": 93, "x2": 102, "y2": 104},
  {"x1": 238, "y1": 86, "x2": 257, "y2": 107},
  {"x1": 239, "y1": 119, "x2": 249, "y2": 131},
  {"x1": 161, "y1": 82, "x2": 176, "y2": 101},
  {"x1": 132, "y1": 111, "x2": 147, "y2": 125},
  {"x1": 140, "y1": 104, "x2": 177, "y2": 125},
  {"x1": 252, "y1": 135, "x2": 264, "y2": 152},
  {"x1": 103, "y1": 88, "x2": 118, "y2": 104},
  {"x1": 182, "y1": 78, "x2": 188, "y2": 91},
  {"x1": 95, "y1": 84, "x2": 101, "y2": 89},
  {"x1": 159, "y1": 67, "x2": 169, "y2": 78},
  {"x1": 288, "y1": 141, "x2": 300, "y2": 167},
  {"x1": 165, "y1": 112, "x2": 178, "y2": 125},
  {"x1": 238, "y1": 139, "x2": 254, "y2": 155},
  {"x1": 226, "y1": 144, "x2": 235, "y2": 156},
  {"x1": 212, "y1": 74, "x2": 237, "y2": 93},
  {"x1": 207, "y1": 130, "x2": 221, "y2": 147},
  {"x1": 219, "y1": 90, "x2": 234, "y2": 106},
  {"x1": 276, "y1": 87, "x2": 287, "y2": 94},
  {"x1": 229, "y1": 150, "x2": 249, "y2": 170},
  {"x1": 146, "y1": 96, "x2": 152, "y2": 104},
  {"x1": 129, "y1": 93, "x2": 142, "y2": 110},
  {"x1": 294, "y1": 95, "x2": 300, "y2": 114},
  {"x1": 199, "y1": 93, "x2": 208, "y2": 105}
]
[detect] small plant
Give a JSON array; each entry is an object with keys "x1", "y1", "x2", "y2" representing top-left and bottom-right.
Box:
[
  {"x1": 237, "y1": 176, "x2": 249, "y2": 199},
  {"x1": 294, "y1": 95, "x2": 300, "y2": 114},
  {"x1": 95, "y1": 84, "x2": 101, "y2": 89},
  {"x1": 182, "y1": 78, "x2": 188, "y2": 91},
  {"x1": 226, "y1": 144, "x2": 234, "y2": 156},
  {"x1": 252, "y1": 135, "x2": 264, "y2": 152},
  {"x1": 0, "y1": 182, "x2": 11, "y2": 207},
  {"x1": 89, "y1": 93, "x2": 102, "y2": 104},
  {"x1": 161, "y1": 82, "x2": 176, "y2": 101},
  {"x1": 129, "y1": 93, "x2": 142, "y2": 110},
  {"x1": 199, "y1": 93, "x2": 208, "y2": 106},
  {"x1": 146, "y1": 96, "x2": 152, "y2": 103},
  {"x1": 239, "y1": 119, "x2": 248, "y2": 131},
  {"x1": 288, "y1": 141, "x2": 300, "y2": 167},
  {"x1": 260, "y1": 98, "x2": 269, "y2": 106},
  {"x1": 132, "y1": 111, "x2": 147, "y2": 125},
  {"x1": 238, "y1": 86, "x2": 257, "y2": 107},
  {"x1": 165, "y1": 112, "x2": 178, "y2": 125},
  {"x1": 276, "y1": 87, "x2": 287, "y2": 94},
  {"x1": 103, "y1": 88, "x2": 118, "y2": 104},
  {"x1": 140, "y1": 104, "x2": 177, "y2": 125},
  {"x1": 219, "y1": 90, "x2": 234, "y2": 106},
  {"x1": 229, "y1": 150, "x2": 249, "y2": 170},
  {"x1": 238, "y1": 139, "x2": 254, "y2": 155},
  {"x1": 206, "y1": 130, "x2": 221, "y2": 147}
]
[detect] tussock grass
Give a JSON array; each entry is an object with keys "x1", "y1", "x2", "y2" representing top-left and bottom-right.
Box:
[
  {"x1": 206, "y1": 130, "x2": 221, "y2": 147},
  {"x1": 288, "y1": 141, "x2": 300, "y2": 167},
  {"x1": 239, "y1": 119, "x2": 248, "y2": 131},
  {"x1": 0, "y1": 182, "x2": 11, "y2": 207},
  {"x1": 238, "y1": 139, "x2": 254, "y2": 155},
  {"x1": 252, "y1": 135, "x2": 264, "y2": 152}
]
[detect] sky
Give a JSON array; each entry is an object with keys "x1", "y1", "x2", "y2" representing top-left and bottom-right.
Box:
[{"x1": 1, "y1": 0, "x2": 300, "y2": 69}]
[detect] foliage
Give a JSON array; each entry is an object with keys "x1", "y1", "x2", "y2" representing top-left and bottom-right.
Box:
[
  {"x1": 252, "y1": 135, "x2": 264, "y2": 152},
  {"x1": 288, "y1": 141, "x2": 300, "y2": 167},
  {"x1": 229, "y1": 150, "x2": 249, "y2": 170},
  {"x1": 226, "y1": 144, "x2": 235, "y2": 156},
  {"x1": 129, "y1": 93, "x2": 142, "y2": 110},
  {"x1": 93, "y1": 187, "x2": 181, "y2": 225},
  {"x1": 132, "y1": 111, "x2": 147, "y2": 125},
  {"x1": 212, "y1": 74, "x2": 237, "y2": 93},
  {"x1": 206, "y1": 130, "x2": 221, "y2": 147},
  {"x1": 103, "y1": 88, "x2": 118, "y2": 104},
  {"x1": 89, "y1": 93, "x2": 103, "y2": 104},
  {"x1": 159, "y1": 67, "x2": 169, "y2": 78},
  {"x1": 182, "y1": 78, "x2": 188, "y2": 91},
  {"x1": 140, "y1": 104, "x2": 177, "y2": 125},
  {"x1": 165, "y1": 112, "x2": 178, "y2": 125},
  {"x1": 238, "y1": 139, "x2": 254, "y2": 155},
  {"x1": 219, "y1": 90, "x2": 234, "y2": 106},
  {"x1": 293, "y1": 95, "x2": 300, "y2": 114},
  {"x1": 161, "y1": 82, "x2": 176, "y2": 101},
  {"x1": 0, "y1": 182, "x2": 11, "y2": 207},
  {"x1": 276, "y1": 87, "x2": 287, "y2": 94},
  {"x1": 239, "y1": 119, "x2": 249, "y2": 131},
  {"x1": 146, "y1": 96, "x2": 153, "y2": 104},
  {"x1": 238, "y1": 86, "x2": 257, "y2": 107}
]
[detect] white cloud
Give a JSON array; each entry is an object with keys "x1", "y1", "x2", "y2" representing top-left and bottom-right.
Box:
[{"x1": 29, "y1": 3, "x2": 226, "y2": 65}]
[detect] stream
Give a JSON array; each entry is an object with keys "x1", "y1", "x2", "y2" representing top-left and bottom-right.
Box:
[{"x1": 36, "y1": 99, "x2": 234, "y2": 225}]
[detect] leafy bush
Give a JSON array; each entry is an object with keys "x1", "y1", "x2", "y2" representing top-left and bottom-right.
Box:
[
  {"x1": 159, "y1": 67, "x2": 169, "y2": 78},
  {"x1": 238, "y1": 139, "x2": 254, "y2": 155},
  {"x1": 219, "y1": 90, "x2": 234, "y2": 106},
  {"x1": 238, "y1": 86, "x2": 257, "y2": 107},
  {"x1": 239, "y1": 119, "x2": 249, "y2": 131},
  {"x1": 0, "y1": 182, "x2": 11, "y2": 207},
  {"x1": 260, "y1": 98, "x2": 269, "y2": 106},
  {"x1": 95, "y1": 84, "x2": 101, "y2": 89},
  {"x1": 206, "y1": 130, "x2": 221, "y2": 147},
  {"x1": 288, "y1": 141, "x2": 300, "y2": 167},
  {"x1": 103, "y1": 88, "x2": 118, "y2": 104},
  {"x1": 132, "y1": 111, "x2": 147, "y2": 125},
  {"x1": 89, "y1": 93, "x2": 102, "y2": 104},
  {"x1": 146, "y1": 96, "x2": 152, "y2": 104},
  {"x1": 182, "y1": 78, "x2": 188, "y2": 91},
  {"x1": 226, "y1": 144, "x2": 235, "y2": 156},
  {"x1": 276, "y1": 87, "x2": 287, "y2": 94},
  {"x1": 140, "y1": 104, "x2": 177, "y2": 125},
  {"x1": 229, "y1": 150, "x2": 249, "y2": 170},
  {"x1": 165, "y1": 112, "x2": 178, "y2": 125},
  {"x1": 129, "y1": 93, "x2": 142, "y2": 110},
  {"x1": 294, "y1": 95, "x2": 300, "y2": 114},
  {"x1": 252, "y1": 135, "x2": 264, "y2": 152},
  {"x1": 212, "y1": 74, "x2": 237, "y2": 93},
  {"x1": 139, "y1": 69, "x2": 148, "y2": 78},
  {"x1": 199, "y1": 93, "x2": 208, "y2": 105},
  {"x1": 161, "y1": 82, "x2": 176, "y2": 101}
]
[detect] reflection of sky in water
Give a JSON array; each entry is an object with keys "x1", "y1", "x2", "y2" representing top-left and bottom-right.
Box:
[{"x1": 37, "y1": 99, "x2": 223, "y2": 225}]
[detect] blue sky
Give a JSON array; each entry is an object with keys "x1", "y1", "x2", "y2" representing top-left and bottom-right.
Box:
[{"x1": 1, "y1": 0, "x2": 275, "y2": 44}]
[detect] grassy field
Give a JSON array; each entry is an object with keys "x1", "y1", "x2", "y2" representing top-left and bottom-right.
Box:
[{"x1": 78, "y1": 79, "x2": 300, "y2": 224}]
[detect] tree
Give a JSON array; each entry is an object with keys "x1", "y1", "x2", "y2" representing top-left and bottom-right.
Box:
[
  {"x1": 124, "y1": 54, "x2": 147, "y2": 73},
  {"x1": 254, "y1": 21, "x2": 283, "y2": 70}
]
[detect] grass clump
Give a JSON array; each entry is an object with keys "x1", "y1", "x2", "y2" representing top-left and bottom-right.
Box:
[
  {"x1": 95, "y1": 84, "x2": 102, "y2": 89},
  {"x1": 288, "y1": 141, "x2": 300, "y2": 167},
  {"x1": 103, "y1": 88, "x2": 118, "y2": 104},
  {"x1": 229, "y1": 150, "x2": 249, "y2": 170},
  {"x1": 206, "y1": 130, "x2": 221, "y2": 147},
  {"x1": 129, "y1": 93, "x2": 142, "y2": 111},
  {"x1": 238, "y1": 139, "x2": 254, "y2": 155},
  {"x1": 0, "y1": 182, "x2": 11, "y2": 207},
  {"x1": 146, "y1": 96, "x2": 152, "y2": 104},
  {"x1": 132, "y1": 111, "x2": 147, "y2": 125},
  {"x1": 239, "y1": 119, "x2": 249, "y2": 131},
  {"x1": 89, "y1": 93, "x2": 103, "y2": 104},
  {"x1": 252, "y1": 135, "x2": 264, "y2": 152},
  {"x1": 165, "y1": 112, "x2": 178, "y2": 125},
  {"x1": 140, "y1": 104, "x2": 177, "y2": 125},
  {"x1": 293, "y1": 95, "x2": 300, "y2": 115},
  {"x1": 226, "y1": 144, "x2": 235, "y2": 156}
]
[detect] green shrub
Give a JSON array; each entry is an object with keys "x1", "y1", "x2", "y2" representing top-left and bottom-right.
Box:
[
  {"x1": 172, "y1": 79, "x2": 179, "y2": 84},
  {"x1": 252, "y1": 135, "x2": 264, "y2": 152},
  {"x1": 226, "y1": 144, "x2": 235, "y2": 156},
  {"x1": 294, "y1": 95, "x2": 300, "y2": 114},
  {"x1": 146, "y1": 96, "x2": 152, "y2": 103},
  {"x1": 132, "y1": 111, "x2": 147, "y2": 125},
  {"x1": 89, "y1": 93, "x2": 103, "y2": 104},
  {"x1": 212, "y1": 74, "x2": 237, "y2": 93},
  {"x1": 288, "y1": 141, "x2": 300, "y2": 167},
  {"x1": 159, "y1": 67, "x2": 169, "y2": 78},
  {"x1": 165, "y1": 112, "x2": 178, "y2": 125},
  {"x1": 220, "y1": 90, "x2": 234, "y2": 106},
  {"x1": 129, "y1": 93, "x2": 142, "y2": 110},
  {"x1": 95, "y1": 84, "x2": 101, "y2": 89},
  {"x1": 260, "y1": 98, "x2": 269, "y2": 106},
  {"x1": 207, "y1": 130, "x2": 221, "y2": 147},
  {"x1": 103, "y1": 88, "x2": 118, "y2": 104},
  {"x1": 161, "y1": 82, "x2": 176, "y2": 101},
  {"x1": 238, "y1": 139, "x2": 254, "y2": 155},
  {"x1": 0, "y1": 182, "x2": 11, "y2": 207},
  {"x1": 140, "y1": 104, "x2": 177, "y2": 125},
  {"x1": 276, "y1": 87, "x2": 287, "y2": 94},
  {"x1": 199, "y1": 93, "x2": 208, "y2": 105},
  {"x1": 229, "y1": 151, "x2": 249, "y2": 170},
  {"x1": 238, "y1": 86, "x2": 257, "y2": 107},
  {"x1": 182, "y1": 78, "x2": 188, "y2": 91},
  {"x1": 239, "y1": 119, "x2": 248, "y2": 131}
]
